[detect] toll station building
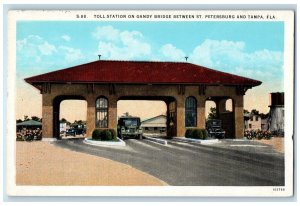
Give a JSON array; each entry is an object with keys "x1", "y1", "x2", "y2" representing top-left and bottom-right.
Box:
[{"x1": 25, "y1": 60, "x2": 261, "y2": 139}]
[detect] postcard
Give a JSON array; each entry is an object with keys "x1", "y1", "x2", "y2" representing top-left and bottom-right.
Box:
[{"x1": 6, "y1": 10, "x2": 294, "y2": 196}]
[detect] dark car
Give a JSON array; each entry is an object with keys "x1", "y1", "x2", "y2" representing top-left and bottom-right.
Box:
[
  {"x1": 66, "y1": 129, "x2": 76, "y2": 136},
  {"x1": 206, "y1": 119, "x2": 226, "y2": 139},
  {"x1": 117, "y1": 116, "x2": 143, "y2": 139}
]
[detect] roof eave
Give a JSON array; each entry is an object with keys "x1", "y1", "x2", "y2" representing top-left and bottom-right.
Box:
[{"x1": 24, "y1": 80, "x2": 262, "y2": 87}]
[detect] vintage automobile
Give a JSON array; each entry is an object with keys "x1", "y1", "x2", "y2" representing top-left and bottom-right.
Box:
[
  {"x1": 206, "y1": 119, "x2": 226, "y2": 139},
  {"x1": 117, "y1": 116, "x2": 143, "y2": 139},
  {"x1": 65, "y1": 128, "x2": 77, "y2": 136}
]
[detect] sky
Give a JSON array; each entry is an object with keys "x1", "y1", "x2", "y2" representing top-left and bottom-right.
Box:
[{"x1": 16, "y1": 21, "x2": 284, "y2": 122}]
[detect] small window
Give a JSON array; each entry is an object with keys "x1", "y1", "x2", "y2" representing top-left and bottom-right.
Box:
[
  {"x1": 256, "y1": 116, "x2": 259, "y2": 121},
  {"x1": 249, "y1": 124, "x2": 252, "y2": 129},
  {"x1": 96, "y1": 97, "x2": 108, "y2": 128}
]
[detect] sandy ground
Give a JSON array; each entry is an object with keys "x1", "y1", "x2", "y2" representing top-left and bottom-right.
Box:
[
  {"x1": 255, "y1": 137, "x2": 284, "y2": 153},
  {"x1": 16, "y1": 141, "x2": 167, "y2": 186}
]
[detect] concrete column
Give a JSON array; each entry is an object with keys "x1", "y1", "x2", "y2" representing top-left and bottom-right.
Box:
[
  {"x1": 86, "y1": 96, "x2": 96, "y2": 137},
  {"x1": 176, "y1": 96, "x2": 185, "y2": 137},
  {"x1": 234, "y1": 95, "x2": 244, "y2": 138},
  {"x1": 42, "y1": 94, "x2": 53, "y2": 138},
  {"x1": 108, "y1": 96, "x2": 118, "y2": 131},
  {"x1": 166, "y1": 101, "x2": 171, "y2": 137},
  {"x1": 197, "y1": 96, "x2": 206, "y2": 129}
]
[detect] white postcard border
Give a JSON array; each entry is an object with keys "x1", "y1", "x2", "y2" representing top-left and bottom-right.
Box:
[{"x1": 6, "y1": 10, "x2": 295, "y2": 197}]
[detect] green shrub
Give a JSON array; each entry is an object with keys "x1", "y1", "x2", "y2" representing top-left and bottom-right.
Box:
[
  {"x1": 201, "y1": 129, "x2": 208, "y2": 139},
  {"x1": 92, "y1": 129, "x2": 102, "y2": 140},
  {"x1": 92, "y1": 129, "x2": 117, "y2": 141},
  {"x1": 109, "y1": 129, "x2": 117, "y2": 139},
  {"x1": 185, "y1": 129, "x2": 194, "y2": 138},
  {"x1": 192, "y1": 129, "x2": 203, "y2": 139},
  {"x1": 185, "y1": 128, "x2": 207, "y2": 140},
  {"x1": 16, "y1": 136, "x2": 25, "y2": 141}
]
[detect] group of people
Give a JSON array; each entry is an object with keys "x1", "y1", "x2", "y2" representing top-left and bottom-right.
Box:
[
  {"x1": 244, "y1": 130, "x2": 272, "y2": 140},
  {"x1": 17, "y1": 128, "x2": 42, "y2": 141}
]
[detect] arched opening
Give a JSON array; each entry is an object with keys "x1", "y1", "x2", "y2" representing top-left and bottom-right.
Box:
[
  {"x1": 205, "y1": 96, "x2": 235, "y2": 138},
  {"x1": 226, "y1": 99, "x2": 233, "y2": 112},
  {"x1": 205, "y1": 100, "x2": 217, "y2": 119},
  {"x1": 117, "y1": 96, "x2": 176, "y2": 138},
  {"x1": 53, "y1": 95, "x2": 87, "y2": 139},
  {"x1": 185, "y1": 96, "x2": 197, "y2": 127}
]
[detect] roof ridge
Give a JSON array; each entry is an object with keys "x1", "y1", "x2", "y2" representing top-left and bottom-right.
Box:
[
  {"x1": 141, "y1": 114, "x2": 167, "y2": 123},
  {"x1": 25, "y1": 60, "x2": 262, "y2": 87}
]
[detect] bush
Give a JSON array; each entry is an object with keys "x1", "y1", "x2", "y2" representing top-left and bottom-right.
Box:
[
  {"x1": 185, "y1": 129, "x2": 194, "y2": 138},
  {"x1": 201, "y1": 129, "x2": 208, "y2": 139},
  {"x1": 16, "y1": 135, "x2": 25, "y2": 141},
  {"x1": 185, "y1": 128, "x2": 207, "y2": 140},
  {"x1": 192, "y1": 129, "x2": 203, "y2": 139},
  {"x1": 92, "y1": 129, "x2": 102, "y2": 140},
  {"x1": 92, "y1": 129, "x2": 117, "y2": 141}
]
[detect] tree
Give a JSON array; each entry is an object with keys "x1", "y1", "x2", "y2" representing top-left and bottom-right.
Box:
[
  {"x1": 60, "y1": 118, "x2": 67, "y2": 123},
  {"x1": 16, "y1": 119, "x2": 23, "y2": 123},
  {"x1": 74, "y1": 120, "x2": 83, "y2": 125},
  {"x1": 208, "y1": 107, "x2": 217, "y2": 119},
  {"x1": 260, "y1": 113, "x2": 269, "y2": 119},
  {"x1": 251, "y1": 109, "x2": 260, "y2": 115},
  {"x1": 31, "y1": 116, "x2": 41, "y2": 122},
  {"x1": 24, "y1": 115, "x2": 29, "y2": 121},
  {"x1": 244, "y1": 109, "x2": 250, "y2": 114}
]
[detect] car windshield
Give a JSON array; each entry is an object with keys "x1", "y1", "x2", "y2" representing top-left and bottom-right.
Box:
[
  {"x1": 208, "y1": 120, "x2": 221, "y2": 127},
  {"x1": 121, "y1": 118, "x2": 139, "y2": 127}
]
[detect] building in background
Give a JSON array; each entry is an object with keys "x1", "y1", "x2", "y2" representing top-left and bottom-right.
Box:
[
  {"x1": 16, "y1": 120, "x2": 42, "y2": 132},
  {"x1": 141, "y1": 115, "x2": 167, "y2": 134},
  {"x1": 60, "y1": 122, "x2": 67, "y2": 133},
  {"x1": 244, "y1": 113, "x2": 262, "y2": 131},
  {"x1": 268, "y1": 92, "x2": 284, "y2": 134}
]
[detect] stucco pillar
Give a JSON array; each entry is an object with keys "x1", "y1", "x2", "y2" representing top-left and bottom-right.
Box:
[
  {"x1": 234, "y1": 95, "x2": 244, "y2": 138},
  {"x1": 176, "y1": 96, "x2": 185, "y2": 137},
  {"x1": 86, "y1": 96, "x2": 96, "y2": 137},
  {"x1": 42, "y1": 95, "x2": 53, "y2": 138},
  {"x1": 108, "y1": 96, "x2": 118, "y2": 131},
  {"x1": 197, "y1": 96, "x2": 206, "y2": 129}
]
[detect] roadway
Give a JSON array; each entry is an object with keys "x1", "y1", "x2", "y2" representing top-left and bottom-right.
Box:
[{"x1": 54, "y1": 137, "x2": 284, "y2": 186}]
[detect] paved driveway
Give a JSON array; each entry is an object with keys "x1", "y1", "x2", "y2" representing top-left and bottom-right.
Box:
[{"x1": 54, "y1": 138, "x2": 284, "y2": 186}]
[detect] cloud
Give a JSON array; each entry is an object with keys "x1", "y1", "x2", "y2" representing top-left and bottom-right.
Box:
[
  {"x1": 17, "y1": 35, "x2": 57, "y2": 59},
  {"x1": 17, "y1": 35, "x2": 85, "y2": 68},
  {"x1": 93, "y1": 26, "x2": 151, "y2": 60},
  {"x1": 38, "y1": 42, "x2": 57, "y2": 55},
  {"x1": 92, "y1": 25, "x2": 120, "y2": 42},
  {"x1": 160, "y1": 44, "x2": 186, "y2": 61},
  {"x1": 190, "y1": 39, "x2": 246, "y2": 68},
  {"x1": 61, "y1": 35, "x2": 71, "y2": 42},
  {"x1": 189, "y1": 39, "x2": 283, "y2": 82},
  {"x1": 58, "y1": 46, "x2": 84, "y2": 62}
]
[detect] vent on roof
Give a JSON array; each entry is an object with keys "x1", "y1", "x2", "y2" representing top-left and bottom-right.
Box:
[{"x1": 98, "y1": 54, "x2": 101, "y2": 60}]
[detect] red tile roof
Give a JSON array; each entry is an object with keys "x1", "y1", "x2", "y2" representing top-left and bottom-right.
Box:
[{"x1": 25, "y1": 60, "x2": 261, "y2": 86}]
